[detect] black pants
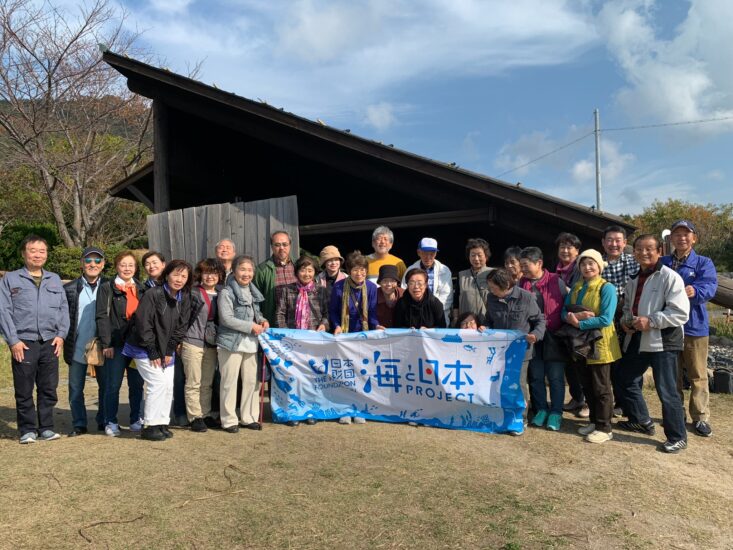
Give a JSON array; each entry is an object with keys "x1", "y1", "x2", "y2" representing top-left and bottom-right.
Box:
[
  {"x1": 11, "y1": 340, "x2": 59, "y2": 435},
  {"x1": 573, "y1": 360, "x2": 613, "y2": 433}
]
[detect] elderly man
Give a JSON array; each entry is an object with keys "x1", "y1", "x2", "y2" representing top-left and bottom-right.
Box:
[
  {"x1": 618, "y1": 234, "x2": 690, "y2": 454},
  {"x1": 63, "y1": 246, "x2": 106, "y2": 436},
  {"x1": 402, "y1": 238, "x2": 453, "y2": 324},
  {"x1": 661, "y1": 220, "x2": 718, "y2": 437},
  {"x1": 254, "y1": 230, "x2": 297, "y2": 325},
  {"x1": 0, "y1": 234, "x2": 69, "y2": 443},
  {"x1": 366, "y1": 226, "x2": 407, "y2": 285},
  {"x1": 215, "y1": 238, "x2": 236, "y2": 280}
]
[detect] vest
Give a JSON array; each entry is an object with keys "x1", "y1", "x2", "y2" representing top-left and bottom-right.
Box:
[
  {"x1": 569, "y1": 277, "x2": 621, "y2": 365},
  {"x1": 520, "y1": 269, "x2": 564, "y2": 331}
]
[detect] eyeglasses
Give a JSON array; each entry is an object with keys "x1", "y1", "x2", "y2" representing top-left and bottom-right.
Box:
[
  {"x1": 407, "y1": 281, "x2": 426, "y2": 288},
  {"x1": 84, "y1": 258, "x2": 103, "y2": 264},
  {"x1": 272, "y1": 242, "x2": 289, "y2": 248}
]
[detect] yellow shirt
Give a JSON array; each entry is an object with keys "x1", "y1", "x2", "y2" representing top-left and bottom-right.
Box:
[{"x1": 366, "y1": 253, "x2": 407, "y2": 284}]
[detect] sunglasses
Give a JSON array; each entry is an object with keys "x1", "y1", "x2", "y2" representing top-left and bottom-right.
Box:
[{"x1": 84, "y1": 257, "x2": 103, "y2": 264}]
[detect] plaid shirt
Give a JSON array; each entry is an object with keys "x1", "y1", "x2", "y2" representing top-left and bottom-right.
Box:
[
  {"x1": 275, "y1": 283, "x2": 330, "y2": 331},
  {"x1": 670, "y1": 252, "x2": 689, "y2": 272},
  {"x1": 602, "y1": 253, "x2": 639, "y2": 298},
  {"x1": 274, "y1": 262, "x2": 297, "y2": 289}
]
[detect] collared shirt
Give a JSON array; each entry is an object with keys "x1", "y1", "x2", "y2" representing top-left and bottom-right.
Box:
[
  {"x1": 273, "y1": 260, "x2": 297, "y2": 289},
  {"x1": 602, "y1": 253, "x2": 639, "y2": 299},
  {"x1": 421, "y1": 263, "x2": 436, "y2": 293},
  {"x1": 671, "y1": 251, "x2": 690, "y2": 272}
]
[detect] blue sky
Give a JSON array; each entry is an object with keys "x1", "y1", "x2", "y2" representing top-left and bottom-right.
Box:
[{"x1": 114, "y1": 0, "x2": 733, "y2": 216}]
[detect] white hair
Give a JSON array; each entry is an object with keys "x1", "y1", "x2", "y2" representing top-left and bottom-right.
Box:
[{"x1": 372, "y1": 226, "x2": 394, "y2": 243}]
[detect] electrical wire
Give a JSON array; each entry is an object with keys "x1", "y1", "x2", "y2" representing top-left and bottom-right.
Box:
[
  {"x1": 495, "y1": 131, "x2": 593, "y2": 178},
  {"x1": 604, "y1": 114, "x2": 733, "y2": 132}
]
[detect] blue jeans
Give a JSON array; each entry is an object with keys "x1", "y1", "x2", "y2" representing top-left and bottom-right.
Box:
[
  {"x1": 68, "y1": 360, "x2": 104, "y2": 429},
  {"x1": 619, "y1": 333, "x2": 687, "y2": 443},
  {"x1": 528, "y1": 357, "x2": 566, "y2": 415},
  {"x1": 103, "y1": 349, "x2": 143, "y2": 425}
]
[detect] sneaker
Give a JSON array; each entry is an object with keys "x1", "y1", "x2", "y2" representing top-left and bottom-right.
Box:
[
  {"x1": 141, "y1": 426, "x2": 166, "y2": 441},
  {"x1": 612, "y1": 407, "x2": 624, "y2": 418},
  {"x1": 662, "y1": 439, "x2": 688, "y2": 453},
  {"x1": 546, "y1": 413, "x2": 562, "y2": 431},
  {"x1": 617, "y1": 420, "x2": 656, "y2": 436},
  {"x1": 693, "y1": 421, "x2": 712, "y2": 437},
  {"x1": 190, "y1": 418, "x2": 208, "y2": 433},
  {"x1": 353, "y1": 417, "x2": 366, "y2": 424},
  {"x1": 530, "y1": 410, "x2": 548, "y2": 428},
  {"x1": 105, "y1": 423, "x2": 120, "y2": 437},
  {"x1": 563, "y1": 398, "x2": 585, "y2": 412},
  {"x1": 129, "y1": 420, "x2": 143, "y2": 432},
  {"x1": 577, "y1": 423, "x2": 596, "y2": 436},
  {"x1": 338, "y1": 417, "x2": 352, "y2": 425},
  {"x1": 585, "y1": 430, "x2": 613, "y2": 444},
  {"x1": 19, "y1": 432, "x2": 37, "y2": 444},
  {"x1": 407, "y1": 421, "x2": 419, "y2": 427},
  {"x1": 39, "y1": 430, "x2": 61, "y2": 441},
  {"x1": 576, "y1": 405, "x2": 590, "y2": 418}
]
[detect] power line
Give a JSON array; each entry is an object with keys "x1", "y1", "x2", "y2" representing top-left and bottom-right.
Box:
[
  {"x1": 495, "y1": 131, "x2": 593, "y2": 178},
  {"x1": 604, "y1": 114, "x2": 733, "y2": 132}
]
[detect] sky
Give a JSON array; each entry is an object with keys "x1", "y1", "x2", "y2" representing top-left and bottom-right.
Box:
[{"x1": 110, "y1": 0, "x2": 733, "y2": 216}]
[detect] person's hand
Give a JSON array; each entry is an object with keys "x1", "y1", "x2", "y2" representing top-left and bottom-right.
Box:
[
  {"x1": 151, "y1": 357, "x2": 162, "y2": 368},
  {"x1": 621, "y1": 324, "x2": 635, "y2": 334},
  {"x1": 163, "y1": 355, "x2": 174, "y2": 367},
  {"x1": 316, "y1": 324, "x2": 326, "y2": 332},
  {"x1": 262, "y1": 320, "x2": 270, "y2": 329},
  {"x1": 685, "y1": 285, "x2": 695, "y2": 298},
  {"x1": 103, "y1": 347, "x2": 114, "y2": 359},
  {"x1": 478, "y1": 325, "x2": 486, "y2": 332},
  {"x1": 333, "y1": 326, "x2": 343, "y2": 335},
  {"x1": 51, "y1": 337, "x2": 64, "y2": 357},
  {"x1": 10, "y1": 341, "x2": 28, "y2": 362},
  {"x1": 566, "y1": 312, "x2": 580, "y2": 328},
  {"x1": 251, "y1": 323, "x2": 265, "y2": 336},
  {"x1": 375, "y1": 325, "x2": 386, "y2": 330},
  {"x1": 575, "y1": 311, "x2": 595, "y2": 321},
  {"x1": 526, "y1": 334, "x2": 537, "y2": 345},
  {"x1": 632, "y1": 316, "x2": 651, "y2": 331}
]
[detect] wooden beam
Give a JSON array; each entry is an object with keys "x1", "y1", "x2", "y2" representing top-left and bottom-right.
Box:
[
  {"x1": 125, "y1": 184, "x2": 154, "y2": 211},
  {"x1": 299, "y1": 208, "x2": 496, "y2": 236},
  {"x1": 153, "y1": 99, "x2": 170, "y2": 213}
]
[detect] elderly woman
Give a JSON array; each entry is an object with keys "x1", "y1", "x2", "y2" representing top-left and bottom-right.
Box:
[
  {"x1": 123, "y1": 260, "x2": 192, "y2": 441},
  {"x1": 375, "y1": 265, "x2": 403, "y2": 329},
  {"x1": 315, "y1": 245, "x2": 347, "y2": 294},
  {"x1": 181, "y1": 258, "x2": 225, "y2": 433},
  {"x1": 217, "y1": 255, "x2": 269, "y2": 433},
  {"x1": 457, "y1": 238, "x2": 491, "y2": 325},
  {"x1": 394, "y1": 268, "x2": 447, "y2": 329},
  {"x1": 503, "y1": 246, "x2": 523, "y2": 285},
  {"x1": 485, "y1": 268, "x2": 546, "y2": 434},
  {"x1": 562, "y1": 249, "x2": 620, "y2": 444},
  {"x1": 329, "y1": 250, "x2": 379, "y2": 335},
  {"x1": 555, "y1": 232, "x2": 582, "y2": 289},
  {"x1": 96, "y1": 251, "x2": 146, "y2": 436}
]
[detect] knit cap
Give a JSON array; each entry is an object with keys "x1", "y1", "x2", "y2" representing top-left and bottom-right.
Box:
[{"x1": 577, "y1": 249, "x2": 607, "y2": 273}]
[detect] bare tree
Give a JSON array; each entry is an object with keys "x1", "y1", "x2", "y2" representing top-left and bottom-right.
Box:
[{"x1": 0, "y1": 0, "x2": 152, "y2": 246}]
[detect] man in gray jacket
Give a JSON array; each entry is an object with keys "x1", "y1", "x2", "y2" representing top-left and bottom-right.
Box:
[
  {"x1": 0, "y1": 234, "x2": 70, "y2": 443},
  {"x1": 617, "y1": 234, "x2": 690, "y2": 454}
]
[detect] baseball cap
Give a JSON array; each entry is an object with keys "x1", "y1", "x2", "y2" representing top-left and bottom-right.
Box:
[
  {"x1": 418, "y1": 237, "x2": 438, "y2": 252},
  {"x1": 82, "y1": 246, "x2": 105, "y2": 259},
  {"x1": 670, "y1": 220, "x2": 696, "y2": 234}
]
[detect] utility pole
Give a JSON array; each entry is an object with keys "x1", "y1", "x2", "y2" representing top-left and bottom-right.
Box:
[{"x1": 594, "y1": 108, "x2": 602, "y2": 212}]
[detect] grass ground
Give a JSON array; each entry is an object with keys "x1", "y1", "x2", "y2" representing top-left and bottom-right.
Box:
[{"x1": 0, "y1": 354, "x2": 731, "y2": 549}]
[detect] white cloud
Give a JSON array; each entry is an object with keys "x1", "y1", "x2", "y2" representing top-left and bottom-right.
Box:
[
  {"x1": 571, "y1": 139, "x2": 635, "y2": 185},
  {"x1": 364, "y1": 102, "x2": 397, "y2": 131},
  {"x1": 598, "y1": 0, "x2": 733, "y2": 134},
  {"x1": 706, "y1": 169, "x2": 724, "y2": 181},
  {"x1": 149, "y1": 0, "x2": 194, "y2": 14},
  {"x1": 461, "y1": 131, "x2": 481, "y2": 162}
]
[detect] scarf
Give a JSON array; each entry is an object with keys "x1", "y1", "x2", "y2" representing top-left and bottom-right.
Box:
[
  {"x1": 294, "y1": 280, "x2": 315, "y2": 330},
  {"x1": 115, "y1": 276, "x2": 139, "y2": 320},
  {"x1": 341, "y1": 278, "x2": 369, "y2": 333},
  {"x1": 555, "y1": 260, "x2": 576, "y2": 287}
]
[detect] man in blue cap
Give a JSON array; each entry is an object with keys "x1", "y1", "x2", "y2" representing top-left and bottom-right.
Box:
[{"x1": 661, "y1": 220, "x2": 718, "y2": 437}]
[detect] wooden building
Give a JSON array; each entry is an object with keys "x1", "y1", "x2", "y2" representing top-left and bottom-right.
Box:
[{"x1": 105, "y1": 51, "x2": 635, "y2": 269}]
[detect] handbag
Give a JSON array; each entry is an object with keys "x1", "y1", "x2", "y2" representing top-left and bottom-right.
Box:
[
  {"x1": 84, "y1": 337, "x2": 105, "y2": 367},
  {"x1": 199, "y1": 287, "x2": 218, "y2": 346}
]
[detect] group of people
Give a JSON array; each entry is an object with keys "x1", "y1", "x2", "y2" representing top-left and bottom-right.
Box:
[{"x1": 0, "y1": 219, "x2": 718, "y2": 454}]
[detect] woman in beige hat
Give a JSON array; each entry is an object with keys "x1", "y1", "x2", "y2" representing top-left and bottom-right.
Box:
[{"x1": 316, "y1": 245, "x2": 346, "y2": 297}]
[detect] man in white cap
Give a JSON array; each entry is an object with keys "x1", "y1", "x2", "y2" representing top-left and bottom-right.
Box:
[{"x1": 402, "y1": 238, "x2": 453, "y2": 324}]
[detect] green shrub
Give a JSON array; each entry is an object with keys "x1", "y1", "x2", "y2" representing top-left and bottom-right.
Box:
[
  {"x1": 46, "y1": 244, "x2": 144, "y2": 280},
  {"x1": 0, "y1": 222, "x2": 60, "y2": 271}
]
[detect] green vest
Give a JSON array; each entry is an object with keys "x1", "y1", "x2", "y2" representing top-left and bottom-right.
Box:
[{"x1": 569, "y1": 277, "x2": 621, "y2": 365}]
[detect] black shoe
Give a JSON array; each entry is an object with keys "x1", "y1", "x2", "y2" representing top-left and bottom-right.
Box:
[
  {"x1": 190, "y1": 418, "x2": 208, "y2": 433},
  {"x1": 286, "y1": 421, "x2": 300, "y2": 427},
  {"x1": 243, "y1": 422, "x2": 262, "y2": 431},
  {"x1": 616, "y1": 420, "x2": 656, "y2": 435},
  {"x1": 223, "y1": 425, "x2": 239, "y2": 433},
  {"x1": 141, "y1": 426, "x2": 166, "y2": 441},
  {"x1": 68, "y1": 427, "x2": 88, "y2": 437},
  {"x1": 305, "y1": 419, "x2": 317, "y2": 425},
  {"x1": 204, "y1": 417, "x2": 222, "y2": 429},
  {"x1": 160, "y1": 426, "x2": 174, "y2": 438}
]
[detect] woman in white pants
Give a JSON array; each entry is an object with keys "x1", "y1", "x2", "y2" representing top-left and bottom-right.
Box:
[
  {"x1": 216, "y1": 255, "x2": 269, "y2": 433},
  {"x1": 123, "y1": 260, "x2": 192, "y2": 441}
]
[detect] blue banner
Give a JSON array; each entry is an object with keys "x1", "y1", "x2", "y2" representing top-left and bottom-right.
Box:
[{"x1": 259, "y1": 328, "x2": 527, "y2": 434}]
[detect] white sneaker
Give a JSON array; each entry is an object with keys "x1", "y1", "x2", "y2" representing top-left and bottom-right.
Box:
[
  {"x1": 105, "y1": 423, "x2": 121, "y2": 437},
  {"x1": 20, "y1": 432, "x2": 37, "y2": 444},
  {"x1": 129, "y1": 420, "x2": 143, "y2": 432},
  {"x1": 585, "y1": 430, "x2": 613, "y2": 444},
  {"x1": 577, "y1": 423, "x2": 596, "y2": 436},
  {"x1": 338, "y1": 417, "x2": 352, "y2": 425},
  {"x1": 353, "y1": 417, "x2": 366, "y2": 424}
]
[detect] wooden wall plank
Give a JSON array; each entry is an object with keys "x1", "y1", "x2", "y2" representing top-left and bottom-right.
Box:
[
  {"x1": 182, "y1": 207, "x2": 198, "y2": 263},
  {"x1": 230, "y1": 202, "x2": 246, "y2": 256},
  {"x1": 168, "y1": 209, "x2": 186, "y2": 260}
]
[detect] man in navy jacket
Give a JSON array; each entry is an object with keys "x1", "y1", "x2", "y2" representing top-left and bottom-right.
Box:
[{"x1": 661, "y1": 220, "x2": 718, "y2": 437}]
